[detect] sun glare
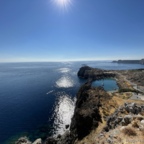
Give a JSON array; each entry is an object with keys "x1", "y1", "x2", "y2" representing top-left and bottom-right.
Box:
[{"x1": 53, "y1": 0, "x2": 72, "y2": 9}]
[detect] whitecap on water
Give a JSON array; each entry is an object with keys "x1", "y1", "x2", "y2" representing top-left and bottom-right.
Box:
[
  {"x1": 52, "y1": 94, "x2": 76, "y2": 136},
  {"x1": 58, "y1": 68, "x2": 71, "y2": 73},
  {"x1": 56, "y1": 76, "x2": 74, "y2": 88}
]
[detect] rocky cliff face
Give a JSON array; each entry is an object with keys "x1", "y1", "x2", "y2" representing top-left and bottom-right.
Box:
[
  {"x1": 44, "y1": 82, "x2": 117, "y2": 144},
  {"x1": 70, "y1": 83, "x2": 102, "y2": 140},
  {"x1": 77, "y1": 66, "x2": 115, "y2": 80}
]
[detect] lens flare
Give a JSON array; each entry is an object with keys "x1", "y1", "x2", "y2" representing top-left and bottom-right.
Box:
[{"x1": 53, "y1": 0, "x2": 72, "y2": 10}]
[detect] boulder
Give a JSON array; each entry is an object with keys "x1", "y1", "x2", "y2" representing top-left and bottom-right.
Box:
[
  {"x1": 123, "y1": 115, "x2": 133, "y2": 125},
  {"x1": 117, "y1": 117, "x2": 123, "y2": 123},
  {"x1": 140, "y1": 120, "x2": 144, "y2": 125},
  {"x1": 107, "y1": 137, "x2": 113, "y2": 144},
  {"x1": 120, "y1": 126, "x2": 126, "y2": 131},
  {"x1": 139, "y1": 125, "x2": 144, "y2": 131},
  {"x1": 45, "y1": 137, "x2": 57, "y2": 144},
  {"x1": 129, "y1": 103, "x2": 136, "y2": 108},
  {"x1": 15, "y1": 137, "x2": 32, "y2": 144},
  {"x1": 135, "y1": 106, "x2": 142, "y2": 114},
  {"x1": 32, "y1": 138, "x2": 42, "y2": 144}
]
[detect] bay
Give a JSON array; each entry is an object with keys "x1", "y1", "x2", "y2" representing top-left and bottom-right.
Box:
[{"x1": 0, "y1": 61, "x2": 144, "y2": 143}]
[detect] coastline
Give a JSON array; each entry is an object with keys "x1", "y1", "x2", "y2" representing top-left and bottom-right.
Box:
[{"x1": 15, "y1": 66, "x2": 144, "y2": 144}]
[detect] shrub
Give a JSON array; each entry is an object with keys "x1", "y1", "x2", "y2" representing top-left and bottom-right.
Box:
[
  {"x1": 122, "y1": 127, "x2": 137, "y2": 136},
  {"x1": 132, "y1": 120, "x2": 139, "y2": 128},
  {"x1": 141, "y1": 129, "x2": 144, "y2": 135},
  {"x1": 119, "y1": 88, "x2": 140, "y2": 93}
]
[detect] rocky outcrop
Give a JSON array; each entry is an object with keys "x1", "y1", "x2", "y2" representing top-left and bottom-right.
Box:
[
  {"x1": 70, "y1": 83, "x2": 102, "y2": 140},
  {"x1": 45, "y1": 82, "x2": 117, "y2": 144},
  {"x1": 15, "y1": 137, "x2": 42, "y2": 144},
  {"x1": 104, "y1": 102, "x2": 144, "y2": 132},
  {"x1": 77, "y1": 66, "x2": 93, "y2": 78},
  {"x1": 32, "y1": 138, "x2": 42, "y2": 144},
  {"x1": 15, "y1": 137, "x2": 32, "y2": 144},
  {"x1": 44, "y1": 131, "x2": 72, "y2": 144},
  {"x1": 77, "y1": 66, "x2": 115, "y2": 80}
]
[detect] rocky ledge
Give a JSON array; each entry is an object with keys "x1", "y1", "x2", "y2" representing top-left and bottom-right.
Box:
[{"x1": 15, "y1": 137, "x2": 42, "y2": 144}]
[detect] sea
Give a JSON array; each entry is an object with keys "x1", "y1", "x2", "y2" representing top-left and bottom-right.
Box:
[{"x1": 0, "y1": 61, "x2": 144, "y2": 144}]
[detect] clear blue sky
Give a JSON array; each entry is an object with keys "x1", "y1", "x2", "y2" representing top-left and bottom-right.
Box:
[{"x1": 0, "y1": 0, "x2": 144, "y2": 62}]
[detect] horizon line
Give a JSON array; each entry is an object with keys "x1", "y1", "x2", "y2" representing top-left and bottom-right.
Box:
[{"x1": 0, "y1": 58, "x2": 143, "y2": 63}]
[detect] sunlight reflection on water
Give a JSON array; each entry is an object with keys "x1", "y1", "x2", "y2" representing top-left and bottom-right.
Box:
[
  {"x1": 56, "y1": 76, "x2": 74, "y2": 88},
  {"x1": 52, "y1": 93, "x2": 76, "y2": 136},
  {"x1": 58, "y1": 68, "x2": 71, "y2": 73}
]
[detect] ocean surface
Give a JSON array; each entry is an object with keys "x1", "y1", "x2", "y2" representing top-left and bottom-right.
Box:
[{"x1": 0, "y1": 61, "x2": 144, "y2": 144}]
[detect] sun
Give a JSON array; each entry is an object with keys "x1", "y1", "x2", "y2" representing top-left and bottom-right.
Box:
[
  {"x1": 57, "y1": 0, "x2": 69, "y2": 6},
  {"x1": 53, "y1": 0, "x2": 72, "y2": 9}
]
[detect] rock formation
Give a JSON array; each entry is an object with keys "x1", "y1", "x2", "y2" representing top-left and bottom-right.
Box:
[{"x1": 77, "y1": 66, "x2": 115, "y2": 80}]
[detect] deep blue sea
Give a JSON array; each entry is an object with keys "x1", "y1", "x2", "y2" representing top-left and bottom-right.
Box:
[{"x1": 0, "y1": 61, "x2": 144, "y2": 144}]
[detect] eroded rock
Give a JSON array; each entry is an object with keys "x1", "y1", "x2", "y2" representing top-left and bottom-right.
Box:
[
  {"x1": 15, "y1": 137, "x2": 32, "y2": 144},
  {"x1": 32, "y1": 138, "x2": 42, "y2": 144}
]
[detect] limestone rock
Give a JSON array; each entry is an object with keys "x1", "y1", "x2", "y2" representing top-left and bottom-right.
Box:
[
  {"x1": 120, "y1": 126, "x2": 126, "y2": 131},
  {"x1": 45, "y1": 137, "x2": 57, "y2": 144},
  {"x1": 123, "y1": 115, "x2": 133, "y2": 125},
  {"x1": 15, "y1": 137, "x2": 32, "y2": 144},
  {"x1": 32, "y1": 138, "x2": 42, "y2": 144},
  {"x1": 140, "y1": 120, "x2": 144, "y2": 125}
]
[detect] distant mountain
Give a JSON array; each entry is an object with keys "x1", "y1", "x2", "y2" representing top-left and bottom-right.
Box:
[{"x1": 112, "y1": 59, "x2": 144, "y2": 65}]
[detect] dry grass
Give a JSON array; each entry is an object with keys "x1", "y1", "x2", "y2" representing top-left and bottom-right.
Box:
[
  {"x1": 140, "y1": 111, "x2": 144, "y2": 116},
  {"x1": 136, "y1": 117, "x2": 143, "y2": 121},
  {"x1": 122, "y1": 127, "x2": 137, "y2": 136},
  {"x1": 132, "y1": 120, "x2": 139, "y2": 128},
  {"x1": 141, "y1": 129, "x2": 144, "y2": 135}
]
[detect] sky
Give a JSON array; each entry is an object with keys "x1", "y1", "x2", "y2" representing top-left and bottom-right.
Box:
[{"x1": 0, "y1": 0, "x2": 144, "y2": 62}]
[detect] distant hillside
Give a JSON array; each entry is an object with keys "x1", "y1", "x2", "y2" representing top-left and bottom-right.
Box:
[{"x1": 113, "y1": 59, "x2": 144, "y2": 64}]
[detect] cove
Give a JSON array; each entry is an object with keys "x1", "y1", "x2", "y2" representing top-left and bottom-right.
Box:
[{"x1": 92, "y1": 78, "x2": 119, "y2": 91}]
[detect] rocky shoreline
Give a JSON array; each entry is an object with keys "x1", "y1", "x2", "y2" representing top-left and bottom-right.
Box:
[{"x1": 15, "y1": 66, "x2": 144, "y2": 144}]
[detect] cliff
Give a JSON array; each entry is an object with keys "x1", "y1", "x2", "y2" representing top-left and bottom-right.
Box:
[{"x1": 44, "y1": 83, "x2": 119, "y2": 144}]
